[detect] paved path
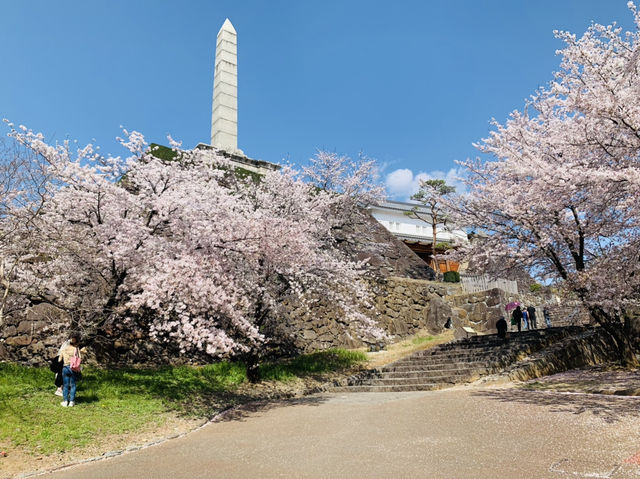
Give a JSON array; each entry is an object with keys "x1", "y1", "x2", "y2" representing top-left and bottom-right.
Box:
[{"x1": 42, "y1": 386, "x2": 640, "y2": 479}]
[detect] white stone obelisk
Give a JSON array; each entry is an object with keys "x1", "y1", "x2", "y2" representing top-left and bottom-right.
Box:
[{"x1": 211, "y1": 19, "x2": 242, "y2": 154}]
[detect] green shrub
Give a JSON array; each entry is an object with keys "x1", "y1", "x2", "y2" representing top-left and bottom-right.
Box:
[
  {"x1": 261, "y1": 349, "x2": 367, "y2": 381},
  {"x1": 529, "y1": 283, "x2": 542, "y2": 292},
  {"x1": 443, "y1": 271, "x2": 460, "y2": 283},
  {"x1": 434, "y1": 242, "x2": 450, "y2": 251},
  {"x1": 149, "y1": 143, "x2": 182, "y2": 162}
]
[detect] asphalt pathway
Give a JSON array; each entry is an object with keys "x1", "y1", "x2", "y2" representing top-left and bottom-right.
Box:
[{"x1": 42, "y1": 386, "x2": 640, "y2": 479}]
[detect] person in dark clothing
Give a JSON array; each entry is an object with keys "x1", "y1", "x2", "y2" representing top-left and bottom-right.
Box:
[
  {"x1": 496, "y1": 316, "x2": 508, "y2": 340},
  {"x1": 49, "y1": 354, "x2": 64, "y2": 395},
  {"x1": 511, "y1": 306, "x2": 523, "y2": 332},
  {"x1": 527, "y1": 305, "x2": 537, "y2": 329},
  {"x1": 543, "y1": 306, "x2": 552, "y2": 328},
  {"x1": 50, "y1": 338, "x2": 70, "y2": 396}
]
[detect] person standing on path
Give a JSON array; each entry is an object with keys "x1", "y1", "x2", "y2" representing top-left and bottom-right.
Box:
[
  {"x1": 527, "y1": 305, "x2": 537, "y2": 330},
  {"x1": 511, "y1": 306, "x2": 523, "y2": 332},
  {"x1": 543, "y1": 306, "x2": 552, "y2": 328},
  {"x1": 59, "y1": 332, "x2": 83, "y2": 407},
  {"x1": 496, "y1": 316, "x2": 508, "y2": 341},
  {"x1": 522, "y1": 308, "x2": 529, "y2": 330}
]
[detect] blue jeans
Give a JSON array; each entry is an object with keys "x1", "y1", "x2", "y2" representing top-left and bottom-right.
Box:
[{"x1": 62, "y1": 366, "x2": 78, "y2": 402}]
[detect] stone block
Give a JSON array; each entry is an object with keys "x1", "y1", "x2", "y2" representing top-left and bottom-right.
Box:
[
  {"x1": 1, "y1": 326, "x2": 16, "y2": 338},
  {"x1": 425, "y1": 296, "x2": 453, "y2": 334},
  {"x1": 302, "y1": 330, "x2": 318, "y2": 340},
  {"x1": 43, "y1": 334, "x2": 62, "y2": 346},
  {"x1": 5, "y1": 335, "x2": 31, "y2": 346},
  {"x1": 454, "y1": 326, "x2": 477, "y2": 340},
  {"x1": 469, "y1": 302, "x2": 488, "y2": 322},
  {"x1": 317, "y1": 332, "x2": 334, "y2": 342},
  {"x1": 16, "y1": 320, "x2": 47, "y2": 335},
  {"x1": 28, "y1": 341, "x2": 45, "y2": 355},
  {"x1": 17, "y1": 321, "x2": 35, "y2": 334},
  {"x1": 453, "y1": 307, "x2": 467, "y2": 319},
  {"x1": 389, "y1": 319, "x2": 408, "y2": 335},
  {"x1": 486, "y1": 293, "x2": 502, "y2": 307}
]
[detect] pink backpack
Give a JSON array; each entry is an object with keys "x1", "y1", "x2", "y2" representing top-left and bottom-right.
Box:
[{"x1": 70, "y1": 348, "x2": 82, "y2": 372}]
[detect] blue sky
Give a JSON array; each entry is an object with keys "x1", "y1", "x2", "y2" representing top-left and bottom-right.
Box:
[{"x1": 0, "y1": 1, "x2": 636, "y2": 199}]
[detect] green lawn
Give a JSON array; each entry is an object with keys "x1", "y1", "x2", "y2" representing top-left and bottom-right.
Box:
[{"x1": 0, "y1": 350, "x2": 365, "y2": 455}]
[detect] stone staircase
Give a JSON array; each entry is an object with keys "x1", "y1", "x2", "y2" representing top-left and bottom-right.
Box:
[{"x1": 331, "y1": 327, "x2": 586, "y2": 393}]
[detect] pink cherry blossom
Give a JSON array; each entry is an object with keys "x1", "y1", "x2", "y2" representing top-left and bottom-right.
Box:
[
  {"x1": 448, "y1": 5, "x2": 640, "y2": 365},
  {"x1": 3, "y1": 125, "x2": 385, "y2": 377}
]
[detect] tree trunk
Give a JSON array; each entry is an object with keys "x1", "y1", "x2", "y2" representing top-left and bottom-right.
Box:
[
  {"x1": 245, "y1": 353, "x2": 261, "y2": 383},
  {"x1": 590, "y1": 307, "x2": 639, "y2": 367}
]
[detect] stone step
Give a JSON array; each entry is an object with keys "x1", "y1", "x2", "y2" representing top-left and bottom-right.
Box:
[
  {"x1": 435, "y1": 338, "x2": 534, "y2": 348},
  {"x1": 332, "y1": 383, "x2": 442, "y2": 393},
  {"x1": 369, "y1": 375, "x2": 475, "y2": 386},
  {"x1": 380, "y1": 368, "x2": 490, "y2": 379},
  {"x1": 332, "y1": 326, "x2": 590, "y2": 393},
  {"x1": 403, "y1": 348, "x2": 508, "y2": 358},
  {"x1": 438, "y1": 334, "x2": 555, "y2": 348},
  {"x1": 393, "y1": 352, "x2": 516, "y2": 365},
  {"x1": 387, "y1": 359, "x2": 507, "y2": 371},
  {"x1": 383, "y1": 361, "x2": 496, "y2": 372},
  {"x1": 431, "y1": 339, "x2": 542, "y2": 353},
  {"x1": 419, "y1": 348, "x2": 504, "y2": 357},
  {"x1": 419, "y1": 344, "x2": 537, "y2": 356}
]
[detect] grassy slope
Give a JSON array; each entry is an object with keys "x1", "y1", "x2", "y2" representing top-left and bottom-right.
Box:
[
  {"x1": 0, "y1": 350, "x2": 366, "y2": 455},
  {"x1": 0, "y1": 334, "x2": 451, "y2": 458}
]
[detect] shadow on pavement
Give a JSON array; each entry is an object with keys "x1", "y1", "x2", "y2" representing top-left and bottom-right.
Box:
[
  {"x1": 212, "y1": 395, "x2": 330, "y2": 423},
  {"x1": 519, "y1": 367, "x2": 640, "y2": 394},
  {"x1": 472, "y1": 388, "x2": 640, "y2": 424}
]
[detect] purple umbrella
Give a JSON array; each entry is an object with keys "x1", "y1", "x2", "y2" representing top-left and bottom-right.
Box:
[{"x1": 505, "y1": 301, "x2": 520, "y2": 312}]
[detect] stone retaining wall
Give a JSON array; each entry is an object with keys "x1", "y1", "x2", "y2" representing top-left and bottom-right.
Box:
[
  {"x1": 0, "y1": 276, "x2": 600, "y2": 367},
  {"x1": 447, "y1": 288, "x2": 510, "y2": 334},
  {"x1": 275, "y1": 277, "x2": 461, "y2": 354},
  {"x1": 0, "y1": 304, "x2": 68, "y2": 366},
  {"x1": 1, "y1": 277, "x2": 466, "y2": 365},
  {"x1": 503, "y1": 327, "x2": 619, "y2": 382}
]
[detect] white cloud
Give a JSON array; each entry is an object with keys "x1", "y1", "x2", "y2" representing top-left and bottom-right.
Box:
[
  {"x1": 384, "y1": 167, "x2": 466, "y2": 200},
  {"x1": 384, "y1": 169, "x2": 414, "y2": 197}
]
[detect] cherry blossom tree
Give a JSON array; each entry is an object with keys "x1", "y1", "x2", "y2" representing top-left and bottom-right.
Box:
[
  {"x1": 303, "y1": 151, "x2": 386, "y2": 223},
  {"x1": 451, "y1": 5, "x2": 640, "y2": 365},
  {"x1": 4, "y1": 123, "x2": 384, "y2": 380},
  {"x1": 0, "y1": 136, "x2": 53, "y2": 327}
]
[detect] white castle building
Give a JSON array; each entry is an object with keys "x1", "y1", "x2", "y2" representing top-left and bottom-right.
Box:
[{"x1": 369, "y1": 200, "x2": 467, "y2": 269}]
